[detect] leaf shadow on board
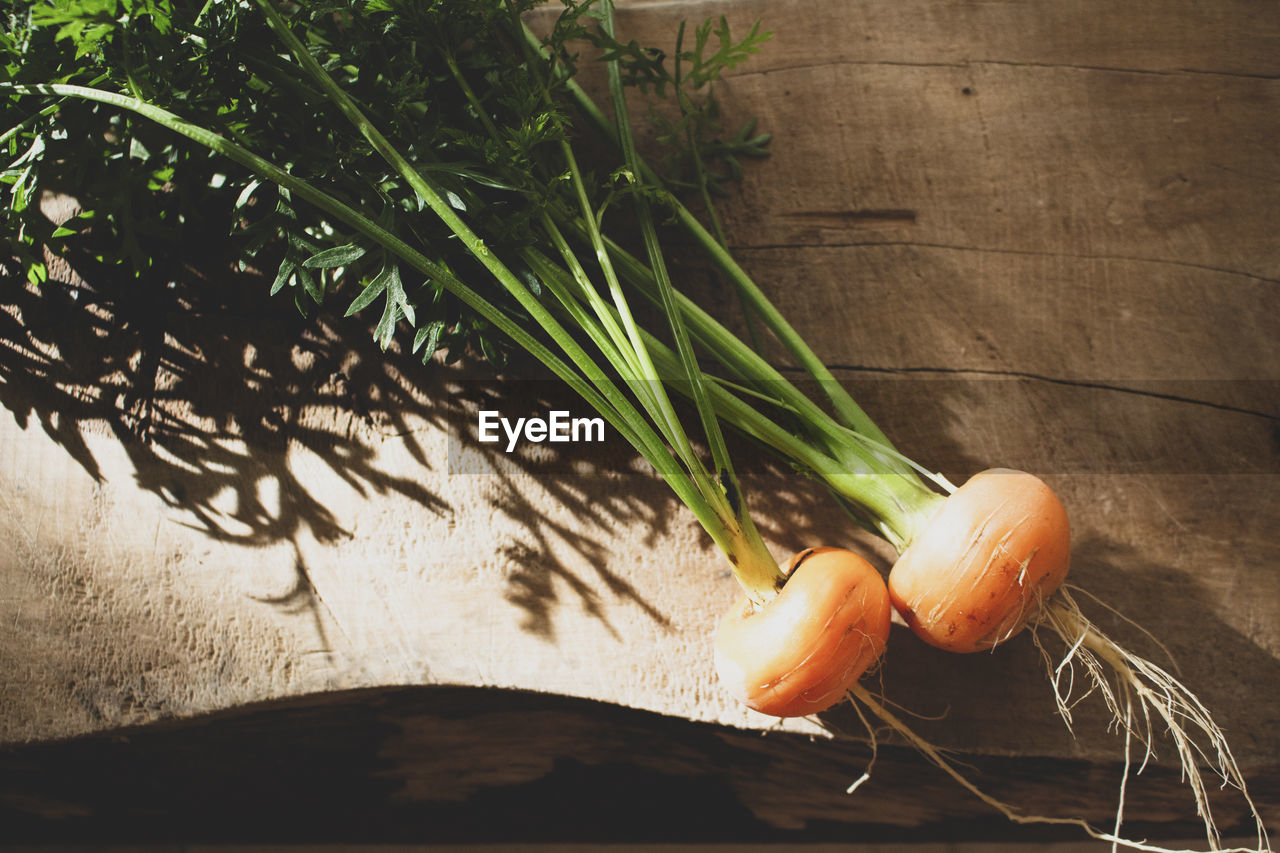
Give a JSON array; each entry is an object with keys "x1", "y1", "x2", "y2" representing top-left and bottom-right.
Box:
[
  {"x1": 1, "y1": 199, "x2": 743, "y2": 647},
  {"x1": 0, "y1": 213, "x2": 463, "y2": 653},
  {"x1": 442, "y1": 355, "x2": 883, "y2": 642}
]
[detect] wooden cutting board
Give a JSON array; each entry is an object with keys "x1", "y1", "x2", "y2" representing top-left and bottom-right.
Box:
[{"x1": 2, "y1": 0, "x2": 1276, "y2": 842}]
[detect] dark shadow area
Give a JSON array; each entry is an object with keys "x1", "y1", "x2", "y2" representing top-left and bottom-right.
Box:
[
  {"x1": 1, "y1": 223, "x2": 452, "y2": 541},
  {"x1": 0, "y1": 684, "x2": 1273, "y2": 844},
  {"x1": 1, "y1": 206, "x2": 459, "y2": 640},
  {"x1": 446, "y1": 374, "x2": 680, "y2": 639}
]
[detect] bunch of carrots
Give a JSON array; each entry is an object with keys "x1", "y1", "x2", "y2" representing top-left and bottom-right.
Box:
[{"x1": 2, "y1": 1, "x2": 1268, "y2": 850}]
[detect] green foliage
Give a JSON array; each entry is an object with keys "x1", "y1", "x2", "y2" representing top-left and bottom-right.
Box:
[
  {"x1": 32, "y1": 0, "x2": 173, "y2": 57},
  {"x1": 594, "y1": 13, "x2": 773, "y2": 198},
  {"x1": 2, "y1": 0, "x2": 769, "y2": 369}
]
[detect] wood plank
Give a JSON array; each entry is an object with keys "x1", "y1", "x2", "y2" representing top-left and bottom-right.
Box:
[
  {"x1": 721, "y1": 247, "x2": 1280, "y2": 385},
  {"x1": 611, "y1": 0, "x2": 1280, "y2": 77},
  {"x1": 2, "y1": 0, "x2": 1278, "y2": 843},
  {"x1": 2, "y1": 686, "x2": 1276, "y2": 844}
]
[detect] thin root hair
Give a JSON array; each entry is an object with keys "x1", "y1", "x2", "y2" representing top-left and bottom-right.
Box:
[
  {"x1": 844, "y1": 687, "x2": 879, "y2": 794},
  {"x1": 1059, "y1": 582, "x2": 1181, "y2": 674},
  {"x1": 1031, "y1": 588, "x2": 1269, "y2": 853},
  {"x1": 845, "y1": 682, "x2": 1269, "y2": 853}
]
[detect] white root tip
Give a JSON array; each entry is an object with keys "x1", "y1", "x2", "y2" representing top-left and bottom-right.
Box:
[{"x1": 845, "y1": 772, "x2": 871, "y2": 795}]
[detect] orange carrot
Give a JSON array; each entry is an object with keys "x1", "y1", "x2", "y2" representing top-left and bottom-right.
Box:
[
  {"x1": 714, "y1": 547, "x2": 891, "y2": 717},
  {"x1": 888, "y1": 468, "x2": 1071, "y2": 653}
]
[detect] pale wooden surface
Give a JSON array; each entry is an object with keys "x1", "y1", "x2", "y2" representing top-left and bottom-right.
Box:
[{"x1": 2, "y1": 0, "x2": 1277, "y2": 843}]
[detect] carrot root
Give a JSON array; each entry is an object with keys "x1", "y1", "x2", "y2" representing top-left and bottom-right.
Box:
[
  {"x1": 1032, "y1": 588, "x2": 1271, "y2": 853},
  {"x1": 845, "y1": 681, "x2": 1269, "y2": 853}
]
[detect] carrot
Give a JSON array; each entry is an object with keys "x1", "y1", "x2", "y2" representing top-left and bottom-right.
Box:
[
  {"x1": 887, "y1": 468, "x2": 1071, "y2": 653},
  {"x1": 714, "y1": 547, "x2": 891, "y2": 718},
  {"x1": 874, "y1": 468, "x2": 1269, "y2": 851},
  {"x1": 562, "y1": 73, "x2": 1268, "y2": 845}
]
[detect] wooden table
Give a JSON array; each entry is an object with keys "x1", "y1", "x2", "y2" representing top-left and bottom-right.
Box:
[{"x1": 2, "y1": 0, "x2": 1276, "y2": 845}]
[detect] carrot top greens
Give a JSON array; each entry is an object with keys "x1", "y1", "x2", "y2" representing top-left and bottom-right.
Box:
[
  {"x1": 4, "y1": 0, "x2": 792, "y2": 596},
  {"x1": 3, "y1": 0, "x2": 944, "y2": 573},
  {"x1": 7, "y1": 0, "x2": 599, "y2": 360},
  {"x1": 3, "y1": 0, "x2": 762, "y2": 357}
]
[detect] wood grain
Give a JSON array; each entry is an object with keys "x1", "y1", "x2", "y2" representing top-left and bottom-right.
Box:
[
  {"x1": 2, "y1": 686, "x2": 1276, "y2": 844},
  {"x1": 2, "y1": 0, "x2": 1277, "y2": 842}
]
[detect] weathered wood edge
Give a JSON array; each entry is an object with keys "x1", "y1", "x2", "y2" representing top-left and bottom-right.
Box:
[{"x1": 2, "y1": 685, "x2": 1274, "y2": 844}]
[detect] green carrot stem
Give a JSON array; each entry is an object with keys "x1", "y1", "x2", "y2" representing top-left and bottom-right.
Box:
[
  {"x1": 599, "y1": 0, "x2": 780, "y2": 590},
  {"x1": 538, "y1": 212, "x2": 645, "y2": 381},
  {"x1": 561, "y1": 220, "x2": 945, "y2": 547},
  {"x1": 585, "y1": 224, "x2": 880, "y2": 467},
  {"x1": 549, "y1": 137, "x2": 690, "y2": 466},
  {"x1": 669, "y1": 21, "x2": 765, "y2": 356},
  {"x1": 526, "y1": 12, "x2": 935, "y2": 551},
  {"x1": 529, "y1": 244, "x2": 942, "y2": 551},
  {"x1": 548, "y1": 53, "x2": 902, "y2": 454}
]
